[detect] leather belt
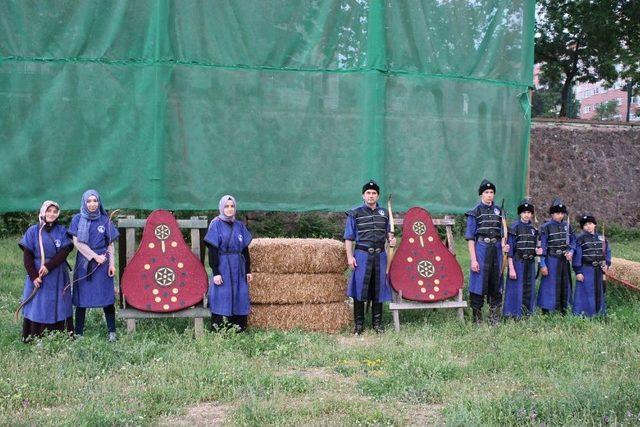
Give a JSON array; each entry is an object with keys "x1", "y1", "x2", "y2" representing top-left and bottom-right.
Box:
[
  {"x1": 589, "y1": 261, "x2": 606, "y2": 267},
  {"x1": 549, "y1": 249, "x2": 567, "y2": 257},
  {"x1": 517, "y1": 254, "x2": 535, "y2": 260},
  {"x1": 356, "y1": 245, "x2": 383, "y2": 254},
  {"x1": 478, "y1": 237, "x2": 497, "y2": 244}
]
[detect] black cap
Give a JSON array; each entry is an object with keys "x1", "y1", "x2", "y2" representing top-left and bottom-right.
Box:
[
  {"x1": 579, "y1": 213, "x2": 597, "y2": 227},
  {"x1": 362, "y1": 180, "x2": 380, "y2": 194},
  {"x1": 549, "y1": 198, "x2": 567, "y2": 214},
  {"x1": 517, "y1": 199, "x2": 534, "y2": 215},
  {"x1": 478, "y1": 178, "x2": 496, "y2": 195}
]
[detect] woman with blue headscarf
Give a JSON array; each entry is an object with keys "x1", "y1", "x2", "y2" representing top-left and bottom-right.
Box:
[
  {"x1": 68, "y1": 189, "x2": 119, "y2": 341},
  {"x1": 204, "y1": 195, "x2": 252, "y2": 332}
]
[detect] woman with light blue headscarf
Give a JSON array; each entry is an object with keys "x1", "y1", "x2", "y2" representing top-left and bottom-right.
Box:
[
  {"x1": 204, "y1": 195, "x2": 253, "y2": 332},
  {"x1": 68, "y1": 189, "x2": 119, "y2": 341}
]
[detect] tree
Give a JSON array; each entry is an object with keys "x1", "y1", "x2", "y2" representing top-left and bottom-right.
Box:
[
  {"x1": 593, "y1": 100, "x2": 619, "y2": 120},
  {"x1": 535, "y1": 0, "x2": 620, "y2": 117},
  {"x1": 617, "y1": 1, "x2": 640, "y2": 121}
]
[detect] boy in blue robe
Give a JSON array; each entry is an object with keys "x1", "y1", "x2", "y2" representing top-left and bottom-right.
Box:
[
  {"x1": 572, "y1": 214, "x2": 611, "y2": 317},
  {"x1": 503, "y1": 199, "x2": 542, "y2": 319},
  {"x1": 537, "y1": 198, "x2": 576, "y2": 314},
  {"x1": 344, "y1": 180, "x2": 396, "y2": 334},
  {"x1": 465, "y1": 178, "x2": 507, "y2": 325},
  {"x1": 68, "y1": 190, "x2": 119, "y2": 341}
]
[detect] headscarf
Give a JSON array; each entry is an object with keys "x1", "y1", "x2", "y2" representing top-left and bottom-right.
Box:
[
  {"x1": 217, "y1": 195, "x2": 237, "y2": 222},
  {"x1": 77, "y1": 189, "x2": 107, "y2": 243},
  {"x1": 38, "y1": 200, "x2": 60, "y2": 226},
  {"x1": 37, "y1": 200, "x2": 60, "y2": 263}
]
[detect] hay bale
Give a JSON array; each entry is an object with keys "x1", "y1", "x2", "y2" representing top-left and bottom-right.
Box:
[
  {"x1": 250, "y1": 238, "x2": 346, "y2": 274},
  {"x1": 250, "y1": 273, "x2": 347, "y2": 304},
  {"x1": 608, "y1": 257, "x2": 640, "y2": 292},
  {"x1": 249, "y1": 302, "x2": 351, "y2": 333}
]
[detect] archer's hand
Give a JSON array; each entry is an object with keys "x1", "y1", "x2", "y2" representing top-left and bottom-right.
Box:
[
  {"x1": 388, "y1": 235, "x2": 397, "y2": 248},
  {"x1": 108, "y1": 265, "x2": 116, "y2": 277},
  {"x1": 246, "y1": 273, "x2": 253, "y2": 283},
  {"x1": 565, "y1": 252, "x2": 573, "y2": 262},
  {"x1": 33, "y1": 277, "x2": 42, "y2": 288},
  {"x1": 38, "y1": 266, "x2": 49, "y2": 277},
  {"x1": 576, "y1": 273, "x2": 584, "y2": 282},
  {"x1": 347, "y1": 256, "x2": 358, "y2": 269},
  {"x1": 213, "y1": 275, "x2": 223, "y2": 285},
  {"x1": 502, "y1": 244, "x2": 510, "y2": 254},
  {"x1": 540, "y1": 266, "x2": 549, "y2": 276},
  {"x1": 536, "y1": 247, "x2": 543, "y2": 256},
  {"x1": 471, "y1": 260, "x2": 480, "y2": 273},
  {"x1": 94, "y1": 254, "x2": 107, "y2": 264},
  {"x1": 509, "y1": 269, "x2": 517, "y2": 280}
]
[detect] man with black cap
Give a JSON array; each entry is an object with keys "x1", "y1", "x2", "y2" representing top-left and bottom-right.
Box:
[
  {"x1": 465, "y1": 178, "x2": 507, "y2": 325},
  {"x1": 344, "y1": 180, "x2": 396, "y2": 334},
  {"x1": 503, "y1": 199, "x2": 542, "y2": 319},
  {"x1": 572, "y1": 213, "x2": 611, "y2": 317},
  {"x1": 536, "y1": 198, "x2": 576, "y2": 314}
]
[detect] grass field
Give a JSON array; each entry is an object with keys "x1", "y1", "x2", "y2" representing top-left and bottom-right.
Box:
[{"x1": 1, "y1": 235, "x2": 640, "y2": 426}]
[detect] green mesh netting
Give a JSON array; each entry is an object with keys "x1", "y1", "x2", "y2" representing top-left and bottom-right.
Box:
[{"x1": 0, "y1": 0, "x2": 534, "y2": 214}]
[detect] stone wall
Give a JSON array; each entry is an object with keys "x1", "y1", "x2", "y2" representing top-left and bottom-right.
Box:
[{"x1": 529, "y1": 120, "x2": 640, "y2": 227}]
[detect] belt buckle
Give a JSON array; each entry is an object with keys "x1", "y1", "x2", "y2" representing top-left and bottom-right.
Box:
[
  {"x1": 592, "y1": 261, "x2": 599, "y2": 266},
  {"x1": 375, "y1": 248, "x2": 382, "y2": 254},
  {"x1": 555, "y1": 249, "x2": 563, "y2": 255},
  {"x1": 367, "y1": 247, "x2": 375, "y2": 254},
  {"x1": 482, "y1": 237, "x2": 490, "y2": 243}
]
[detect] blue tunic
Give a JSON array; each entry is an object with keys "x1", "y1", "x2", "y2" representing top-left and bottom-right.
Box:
[
  {"x1": 204, "y1": 219, "x2": 252, "y2": 316},
  {"x1": 68, "y1": 213, "x2": 119, "y2": 308},
  {"x1": 536, "y1": 220, "x2": 576, "y2": 311},
  {"x1": 19, "y1": 224, "x2": 73, "y2": 324},
  {"x1": 503, "y1": 220, "x2": 537, "y2": 318},
  {"x1": 344, "y1": 204, "x2": 392, "y2": 303},
  {"x1": 464, "y1": 204, "x2": 504, "y2": 296},
  {"x1": 572, "y1": 232, "x2": 611, "y2": 317}
]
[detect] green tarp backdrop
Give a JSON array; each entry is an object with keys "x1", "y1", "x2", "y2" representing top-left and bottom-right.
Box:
[{"x1": 0, "y1": 0, "x2": 534, "y2": 214}]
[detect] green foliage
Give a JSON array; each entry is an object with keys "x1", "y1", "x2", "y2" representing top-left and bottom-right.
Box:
[{"x1": 594, "y1": 99, "x2": 620, "y2": 120}]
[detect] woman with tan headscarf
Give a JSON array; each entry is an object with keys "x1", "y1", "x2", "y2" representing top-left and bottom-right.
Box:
[{"x1": 17, "y1": 200, "x2": 74, "y2": 342}]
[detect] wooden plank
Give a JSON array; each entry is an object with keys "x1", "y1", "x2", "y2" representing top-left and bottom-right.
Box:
[
  {"x1": 118, "y1": 307, "x2": 211, "y2": 319},
  {"x1": 190, "y1": 216, "x2": 201, "y2": 258},
  {"x1": 393, "y1": 218, "x2": 455, "y2": 226},
  {"x1": 389, "y1": 300, "x2": 468, "y2": 310},
  {"x1": 194, "y1": 318, "x2": 204, "y2": 337},
  {"x1": 117, "y1": 217, "x2": 208, "y2": 229}
]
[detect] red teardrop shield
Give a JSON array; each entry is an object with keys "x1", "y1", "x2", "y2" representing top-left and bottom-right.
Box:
[
  {"x1": 389, "y1": 207, "x2": 463, "y2": 302},
  {"x1": 121, "y1": 210, "x2": 208, "y2": 312}
]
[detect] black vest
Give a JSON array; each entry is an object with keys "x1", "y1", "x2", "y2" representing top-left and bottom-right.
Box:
[
  {"x1": 544, "y1": 221, "x2": 570, "y2": 254},
  {"x1": 468, "y1": 204, "x2": 502, "y2": 239},
  {"x1": 511, "y1": 222, "x2": 537, "y2": 257},
  {"x1": 577, "y1": 233, "x2": 605, "y2": 264},
  {"x1": 349, "y1": 206, "x2": 389, "y2": 248}
]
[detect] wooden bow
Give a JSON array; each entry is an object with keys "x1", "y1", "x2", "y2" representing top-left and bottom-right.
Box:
[{"x1": 386, "y1": 194, "x2": 395, "y2": 273}]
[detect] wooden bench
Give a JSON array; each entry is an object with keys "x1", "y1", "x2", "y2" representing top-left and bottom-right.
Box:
[
  {"x1": 116, "y1": 215, "x2": 211, "y2": 337},
  {"x1": 389, "y1": 214, "x2": 468, "y2": 331}
]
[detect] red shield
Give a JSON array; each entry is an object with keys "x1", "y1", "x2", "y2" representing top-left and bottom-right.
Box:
[
  {"x1": 121, "y1": 210, "x2": 208, "y2": 312},
  {"x1": 389, "y1": 207, "x2": 463, "y2": 302}
]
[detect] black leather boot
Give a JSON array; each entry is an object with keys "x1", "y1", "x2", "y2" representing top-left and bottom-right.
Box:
[
  {"x1": 372, "y1": 303, "x2": 384, "y2": 333},
  {"x1": 472, "y1": 308, "x2": 483, "y2": 325},
  {"x1": 353, "y1": 301, "x2": 365, "y2": 335}
]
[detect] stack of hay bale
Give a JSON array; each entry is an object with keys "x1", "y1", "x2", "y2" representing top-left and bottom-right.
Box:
[
  {"x1": 248, "y1": 238, "x2": 350, "y2": 333},
  {"x1": 608, "y1": 257, "x2": 640, "y2": 292}
]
